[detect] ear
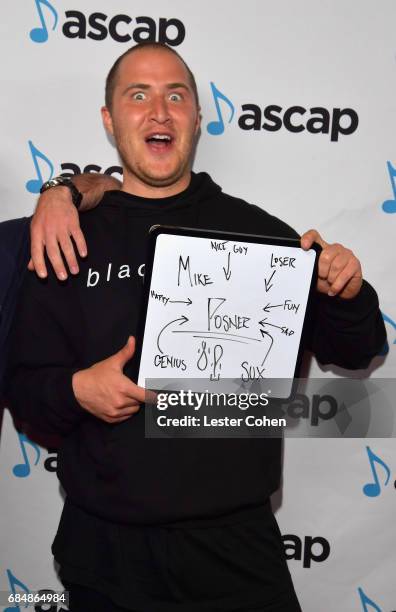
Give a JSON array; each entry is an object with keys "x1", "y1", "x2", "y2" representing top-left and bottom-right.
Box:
[
  {"x1": 195, "y1": 106, "x2": 202, "y2": 135},
  {"x1": 101, "y1": 106, "x2": 114, "y2": 136}
]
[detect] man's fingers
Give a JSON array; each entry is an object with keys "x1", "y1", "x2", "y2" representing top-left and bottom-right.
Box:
[
  {"x1": 300, "y1": 229, "x2": 319, "y2": 250},
  {"x1": 29, "y1": 189, "x2": 88, "y2": 278},
  {"x1": 30, "y1": 234, "x2": 48, "y2": 278},
  {"x1": 105, "y1": 404, "x2": 141, "y2": 423},
  {"x1": 144, "y1": 389, "x2": 158, "y2": 406},
  {"x1": 58, "y1": 233, "x2": 80, "y2": 275},
  {"x1": 112, "y1": 336, "x2": 136, "y2": 369},
  {"x1": 45, "y1": 236, "x2": 68, "y2": 280},
  {"x1": 110, "y1": 415, "x2": 135, "y2": 423},
  {"x1": 71, "y1": 226, "x2": 88, "y2": 259},
  {"x1": 315, "y1": 242, "x2": 362, "y2": 298},
  {"x1": 328, "y1": 258, "x2": 362, "y2": 297},
  {"x1": 30, "y1": 230, "x2": 82, "y2": 278},
  {"x1": 113, "y1": 403, "x2": 141, "y2": 417},
  {"x1": 317, "y1": 244, "x2": 344, "y2": 280},
  {"x1": 301, "y1": 229, "x2": 328, "y2": 251},
  {"x1": 124, "y1": 380, "x2": 147, "y2": 404},
  {"x1": 326, "y1": 250, "x2": 352, "y2": 285}
]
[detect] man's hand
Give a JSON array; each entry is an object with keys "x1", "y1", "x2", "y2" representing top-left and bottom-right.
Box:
[
  {"x1": 29, "y1": 173, "x2": 121, "y2": 280},
  {"x1": 72, "y1": 337, "x2": 146, "y2": 423},
  {"x1": 301, "y1": 229, "x2": 363, "y2": 299},
  {"x1": 29, "y1": 186, "x2": 87, "y2": 280}
]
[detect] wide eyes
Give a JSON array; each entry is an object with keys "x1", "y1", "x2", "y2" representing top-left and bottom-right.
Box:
[
  {"x1": 132, "y1": 92, "x2": 146, "y2": 101},
  {"x1": 131, "y1": 91, "x2": 183, "y2": 102},
  {"x1": 169, "y1": 92, "x2": 182, "y2": 102}
]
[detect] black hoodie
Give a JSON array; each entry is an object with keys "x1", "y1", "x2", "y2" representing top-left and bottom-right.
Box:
[{"x1": 6, "y1": 172, "x2": 386, "y2": 525}]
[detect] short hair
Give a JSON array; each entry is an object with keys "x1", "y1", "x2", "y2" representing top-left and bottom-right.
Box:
[{"x1": 105, "y1": 42, "x2": 199, "y2": 110}]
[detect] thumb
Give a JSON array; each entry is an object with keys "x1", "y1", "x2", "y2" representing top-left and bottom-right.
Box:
[
  {"x1": 113, "y1": 336, "x2": 136, "y2": 368},
  {"x1": 301, "y1": 229, "x2": 328, "y2": 251}
]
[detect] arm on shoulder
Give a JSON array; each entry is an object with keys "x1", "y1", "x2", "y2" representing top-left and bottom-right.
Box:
[{"x1": 29, "y1": 172, "x2": 121, "y2": 280}]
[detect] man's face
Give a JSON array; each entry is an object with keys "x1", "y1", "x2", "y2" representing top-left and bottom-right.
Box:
[{"x1": 102, "y1": 47, "x2": 201, "y2": 196}]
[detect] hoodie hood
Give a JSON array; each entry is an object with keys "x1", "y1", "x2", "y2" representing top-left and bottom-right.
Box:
[{"x1": 99, "y1": 172, "x2": 222, "y2": 216}]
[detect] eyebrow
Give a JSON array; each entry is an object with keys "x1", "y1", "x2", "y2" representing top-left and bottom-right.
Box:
[
  {"x1": 166, "y1": 82, "x2": 190, "y2": 92},
  {"x1": 122, "y1": 82, "x2": 191, "y2": 95}
]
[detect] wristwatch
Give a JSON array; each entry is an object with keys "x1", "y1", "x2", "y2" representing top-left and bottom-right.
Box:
[{"x1": 40, "y1": 176, "x2": 83, "y2": 209}]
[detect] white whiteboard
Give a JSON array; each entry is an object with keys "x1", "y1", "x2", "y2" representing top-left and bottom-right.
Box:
[{"x1": 138, "y1": 228, "x2": 318, "y2": 396}]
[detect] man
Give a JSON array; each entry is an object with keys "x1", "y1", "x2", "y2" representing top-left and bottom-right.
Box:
[
  {"x1": 0, "y1": 173, "x2": 121, "y2": 400},
  {"x1": 6, "y1": 42, "x2": 386, "y2": 612}
]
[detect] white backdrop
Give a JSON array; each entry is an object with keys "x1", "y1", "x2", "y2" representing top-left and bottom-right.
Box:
[{"x1": 1, "y1": 1, "x2": 395, "y2": 610}]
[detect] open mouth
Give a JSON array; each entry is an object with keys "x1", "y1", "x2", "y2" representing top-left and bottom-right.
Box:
[{"x1": 145, "y1": 133, "x2": 174, "y2": 151}]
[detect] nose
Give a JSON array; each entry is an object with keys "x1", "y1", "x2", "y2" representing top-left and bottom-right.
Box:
[{"x1": 150, "y1": 94, "x2": 170, "y2": 124}]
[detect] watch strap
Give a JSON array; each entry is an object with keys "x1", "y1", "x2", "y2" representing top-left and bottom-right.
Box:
[{"x1": 40, "y1": 176, "x2": 83, "y2": 209}]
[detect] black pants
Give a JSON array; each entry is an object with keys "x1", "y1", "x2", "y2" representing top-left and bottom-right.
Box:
[
  {"x1": 57, "y1": 501, "x2": 302, "y2": 612},
  {"x1": 66, "y1": 582, "x2": 301, "y2": 612}
]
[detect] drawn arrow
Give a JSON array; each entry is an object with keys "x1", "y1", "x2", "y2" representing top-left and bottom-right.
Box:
[
  {"x1": 169, "y1": 298, "x2": 192, "y2": 306},
  {"x1": 259, "y1": 317, "x2": 283, "y2": 331},
  {"x1": 260, "y1": 318, "x2": 294, "y2": 337},
  {"x1": 157, "y1": 316, "x2": 189, "y2": 354},
  {"x1": 260, "y1": 329, "x2": 274, "y2": 367},
  {"x1": 262, "y1": 302, "x2": 283, "y2": 313},
  {"x1": 264, "y1": 270, "x2": 276, "y2": 292},
  {"x1": 223, "y1": 252, "x2": 232, "y2": 281}
]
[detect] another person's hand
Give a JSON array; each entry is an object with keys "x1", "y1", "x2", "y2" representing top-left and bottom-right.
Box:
[
  {"x1": 72, "y1": 337, "x2": 146, "y2": 423},
  {"x1": 28, "y1": 173, "x2": 121, "y2": 280},
  {"x1": 301, "y1": 229, "x2": 363, "y2": 299},
  {"x1": 29, "y1": 186, "x2": 87, "y2": 280}
]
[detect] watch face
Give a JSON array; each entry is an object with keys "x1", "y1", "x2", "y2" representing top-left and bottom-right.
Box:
[{"x1": 52, "y1": 177, "x2": 70, "y2": 187}]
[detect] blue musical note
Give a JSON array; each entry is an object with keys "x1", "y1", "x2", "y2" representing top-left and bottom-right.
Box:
[
  {"x1": 30, "y1": 0, "x2": 58, "y2": 43},
  {"x1": 25, "y1": 141, "x2": 54, "y2": 194},
  {"x1": 382, "y1": 161, "x2": 396, "y2": 213},
  {"x1": 207, "y1": 82, "x2": 235, "y2": 136},
  {"x1": 5, "y1": 569, "x2": 30, "y2": 612},
  {"x1": 378, "y1": 312, "x2": 396, "y2": 355},
  {"x1": 12, "y1": 433, "x2": 40, "y2": 478},
  {"x1": 363, "y1": 446, "x2": 391, "y2": 498},
  {"x1": 358, "y1": 587, "x2": 382, "y2": 612},
  {"x1": 382, "y1": 313, "x2": 396, "y2": 343}
]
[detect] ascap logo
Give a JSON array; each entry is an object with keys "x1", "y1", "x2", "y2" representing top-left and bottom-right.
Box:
[
  {"x1": 362, "y1": 446, "x2": 395, "y2": 499},
  {"x1": 60, "y1": 163, "x2": 122, "y2": 180},
  {"x1": 30, "y1": 0, "x2": 185, "y2": 46},
  {"x1": 380, "y1": 312, "x2": 396, "y2": 355},
  {"x1": 206, "y1": 82, "x2": 359, "y2": 142},
  {"x1": 381, "y1": 161, "x2": 396, "y2": 214},
  {"x1": 277, "y1": 378, "x2": 393, "y2": 438},
  {"x1": 25, "y1": 141, "x2": 54, "y2": 194},
  {"x1": 4, "y1": 569, "x2": 68, "y2": 611},
  {"x1": 25, "y1": 140, "x2": 123, "y2": 194},
  {"x1": 62, "y1": 12, "x2": 185, "y2": 45},
  {"x1": 358, "y1": 586, "x2": 396, "y2": 612},
  {"x1": 29, "y1": 0, "x2": 58, "y2": 42},
  {"x1": 12, "y1": 429, "x2": 57, "y2": 478},
  {"x1": 282, "y1": 534, "x2": 330, "y2": 568}
]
